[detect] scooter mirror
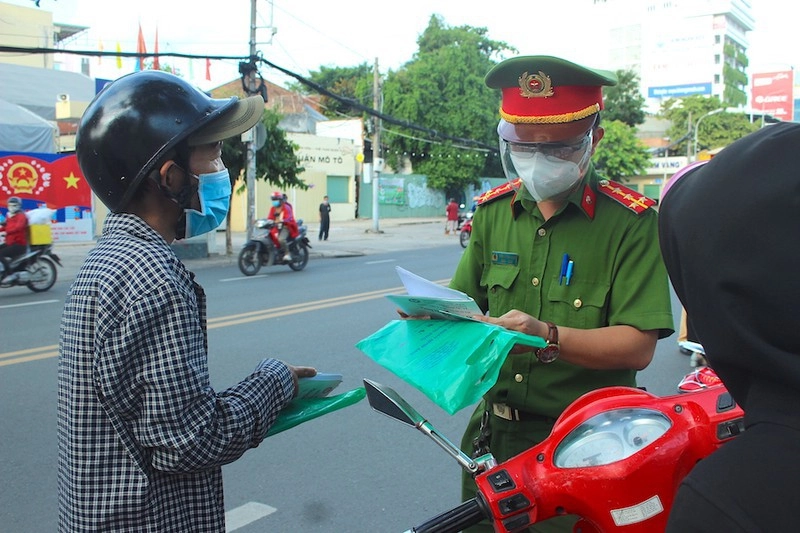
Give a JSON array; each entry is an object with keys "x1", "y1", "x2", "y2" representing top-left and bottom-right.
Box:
[{"x1": 363, "y1": 379, "x2": 425, "y2": 428}]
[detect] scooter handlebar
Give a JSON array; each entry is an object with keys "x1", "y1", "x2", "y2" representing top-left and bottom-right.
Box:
[{"x1": 407, "y1": 497, "x2": 488, "y2": 533}]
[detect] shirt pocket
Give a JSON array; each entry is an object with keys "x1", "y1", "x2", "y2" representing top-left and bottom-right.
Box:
[
  {"x1": 545, "y1": 279, "x2": 610, "y2": 329},
  {"x1": 481, "y1": 264, "x2": 521, "y2": 315}
]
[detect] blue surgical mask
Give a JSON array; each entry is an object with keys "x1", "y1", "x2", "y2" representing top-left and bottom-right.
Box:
[
  {"x1": 184, "y1": 168, "x2": 231, "y2": 238},
  {"x1": 272, "y1": 200, "x2": 281, "y2": 207}
]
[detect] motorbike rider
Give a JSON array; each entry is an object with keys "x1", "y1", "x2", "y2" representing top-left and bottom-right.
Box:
[
  {"x1": 0, "y1": 196, "x2": 29, "y2": 284},
  {"x1": 267, "y1": 191, "x2": 299, "y2": 262},
  {"x1": 63, "y1": 70, "x2": 316, "y2": 531},
  {"x1": 660, "y1": 122, "x2": 800, "y2": 531}
]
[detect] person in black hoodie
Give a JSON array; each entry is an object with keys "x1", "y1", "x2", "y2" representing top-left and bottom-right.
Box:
[{"x1": 659, "y1": 122, "x2": 800, "y2": 532}]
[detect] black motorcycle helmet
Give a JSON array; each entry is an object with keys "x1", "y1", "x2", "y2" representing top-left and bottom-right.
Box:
[{"x1": 76, "y1": 70, "x2": 263, "y2": 212}]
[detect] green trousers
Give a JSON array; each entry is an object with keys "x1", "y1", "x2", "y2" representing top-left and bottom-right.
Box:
[{"x1": 460, "y1": 401, "x2": 579, "y2": 533}]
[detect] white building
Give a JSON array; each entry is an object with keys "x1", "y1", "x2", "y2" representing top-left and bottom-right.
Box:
[{"x1": 585, "y1": 0, "x2": 754, "y2": 113}]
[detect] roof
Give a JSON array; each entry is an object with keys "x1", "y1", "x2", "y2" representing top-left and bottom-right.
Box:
[{"x1": 0, "y1": 63, "x2": 95, "y2": 120}]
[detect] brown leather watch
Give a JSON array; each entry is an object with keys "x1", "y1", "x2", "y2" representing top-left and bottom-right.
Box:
[{"x1": 535, "y1": 321, "x2": 560, "y2": 363}]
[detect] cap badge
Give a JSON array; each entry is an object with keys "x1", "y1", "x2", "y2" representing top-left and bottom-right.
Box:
[{"x1": 518, "y1": 71, "x2": 554, "y2": 98}]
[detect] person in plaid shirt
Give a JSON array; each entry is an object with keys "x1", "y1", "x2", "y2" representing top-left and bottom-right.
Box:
[{"x1": 61, "y1": 71, "x2": 316, "y2": 532}]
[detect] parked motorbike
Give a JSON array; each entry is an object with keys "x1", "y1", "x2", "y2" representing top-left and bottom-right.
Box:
[
  {"x1": 237, "y1": 218, "x2": 311, "y2": 275},
  {"x1": 0, "y1": 244, "x2": 61, "y2": 292},
  {"x1": 364, "y1": 377, "x2": 744, "y2": 533},
  {"x1": 459, "y1": 213, "x2": 472, "y2": 249}
]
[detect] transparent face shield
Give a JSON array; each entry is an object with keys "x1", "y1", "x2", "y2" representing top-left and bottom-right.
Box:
[{"x1": 499, "y1": 127, "x2": 594, "y2": 201}]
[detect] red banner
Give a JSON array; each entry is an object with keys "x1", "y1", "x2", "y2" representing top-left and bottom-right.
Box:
[
  {"x1": 0, "y1": 152, "x2": 94, "y2": 242},
  {"x1": 751, "y1": 70, "x2": 795, "y2": 122}
]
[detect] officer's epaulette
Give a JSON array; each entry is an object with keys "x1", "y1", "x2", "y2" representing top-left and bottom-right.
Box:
[
  {"x1": 476, "y1": 178, "x2": 521, "y2": 207},
  {"x1": 597, "y1": 179, "x2": 656, "y2": 214}
]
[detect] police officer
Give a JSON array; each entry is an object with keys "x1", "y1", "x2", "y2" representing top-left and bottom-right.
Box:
[{"x1": 450, "y1": 55, "x2": 674, "y2": 532}]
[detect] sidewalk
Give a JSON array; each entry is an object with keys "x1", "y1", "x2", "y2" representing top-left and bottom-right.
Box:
[{"x1": 53, "y1": 217, "x2": 459, "y2": 281}]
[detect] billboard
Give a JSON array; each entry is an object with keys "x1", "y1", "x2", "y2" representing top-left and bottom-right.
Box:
[
  {"x1": 751, "y1": 70, "x2": 795, "y2": 122},
  {"x1": 0, "y1": 152, "x2": 94, "y2": 242}
]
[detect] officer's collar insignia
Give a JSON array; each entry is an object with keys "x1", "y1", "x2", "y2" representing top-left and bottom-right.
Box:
[
  {"x1": 597, "y1": 179, "x2": 656, "y2": 214},
  {"x1": 580, "y1": 184, "x2": 596, "y2": 219},
  {"x1": 519, "y1": 71, "x2": 554, "y2": 98}
]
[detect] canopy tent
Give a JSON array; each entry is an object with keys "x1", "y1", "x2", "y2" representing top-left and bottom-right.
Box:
[
  {"x1": 0, "y1": 98, "x2": 58, "y2": 153},
  {"x1": 0, "y1": 63, "x2": 95, "y2": 120}
]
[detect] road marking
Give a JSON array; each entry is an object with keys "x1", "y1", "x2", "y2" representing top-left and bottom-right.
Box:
[
  {"x1": 0, "y1": 299, "x2": 59, "y2": 310},
  {"x1": 0, "y1": 279, "x2": 453, "y2": 367},
  {"x1": 225, "y1": 501, "x2": 277, "y2": 532},
  {"x1": 365, "y1": 259, "x2": 396, "y2": 265},
  {"x1": 220, "y1": 274, "x2": 269, "y2": 282}
]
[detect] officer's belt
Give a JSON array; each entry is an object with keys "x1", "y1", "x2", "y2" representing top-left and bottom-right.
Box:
[{"x1": 491, "y1": 403, "x2": 556, "y2": 424}]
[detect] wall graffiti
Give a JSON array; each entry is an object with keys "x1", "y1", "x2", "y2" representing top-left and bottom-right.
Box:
[{"x1": 406, "y1": 179, "x2": 444, "y2": 209}]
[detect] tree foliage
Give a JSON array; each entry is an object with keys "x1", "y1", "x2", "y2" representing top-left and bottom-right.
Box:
[
  {"x1": 593, "y1": 120, "x2": 652, "y2": 181},
  {"x1": 602, "y1": 70, "x2": 646, "y2": 127},
  {"x1": 291, "y1": 64, "x2": 373, "y2": 119},
  {"x1": 222, "y1": 108, "x2": 306, "y2": 190},
  {"x1": 380, "y1": 15, "x2": 512, "y2": 195},
  {"x1": 659, "y1": 94, "x2": 757, "y2": 156},
  {"x1": 220, "y1": 108, "x2": 306, "y2": 253}
]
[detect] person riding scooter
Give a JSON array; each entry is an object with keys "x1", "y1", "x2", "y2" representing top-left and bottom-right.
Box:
[
  {"x1": 0, "y1": 196, "x2": 29, "y2": 283},
  {"x1": 267, "y1": 191, "x2": 299, "y2": 262}
]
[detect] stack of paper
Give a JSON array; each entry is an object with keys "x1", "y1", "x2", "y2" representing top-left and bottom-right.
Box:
[{"x1": 385, "y1": 266, "x2": 483, "y2": 320}]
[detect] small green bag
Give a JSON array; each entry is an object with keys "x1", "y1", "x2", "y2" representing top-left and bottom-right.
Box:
[
  {"x1": 356, "y1": 319, "x2": 545, "y2": 415},
  {"x1": 266, "y1": 387, "x2": 367, "y2": 437}
]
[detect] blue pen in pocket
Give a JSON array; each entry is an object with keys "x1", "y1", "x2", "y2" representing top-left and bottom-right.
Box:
[
  {"x1": 566, "y1": 260, "x2": 574, "y2": 286},
  {"x1": 559, "y1": 253, "x2": 569, "y2": 285}
]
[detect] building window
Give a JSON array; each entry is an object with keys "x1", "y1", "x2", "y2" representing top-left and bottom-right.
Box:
[{"x1": 715, "y1": 54, "x2": 720, "y2": 64}]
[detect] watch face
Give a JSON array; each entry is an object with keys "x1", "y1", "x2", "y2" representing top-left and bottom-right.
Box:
[{"x1": 537, "y1": 344, "x2": 560, "y2": 364}]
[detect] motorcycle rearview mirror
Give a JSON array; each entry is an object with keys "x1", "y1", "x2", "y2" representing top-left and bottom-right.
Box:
[
  {"x1": 363, "y1": 378, "x2": 425, "y2": 427},
  {"x1": 363, "y1": 379, "x2": 483, "y2": 475}
]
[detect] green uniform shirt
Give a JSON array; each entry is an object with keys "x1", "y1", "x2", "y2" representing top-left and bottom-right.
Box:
[{"x1": 451, "y1": 166, "x2": 674, "y2": 420}]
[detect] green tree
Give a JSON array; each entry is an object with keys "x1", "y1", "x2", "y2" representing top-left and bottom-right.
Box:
[
  {"x1": 221, "y1": 107, "x2": 306, "y2": 253},
  {"x1": 593, "y1": 120, "x2": 652, "y2": 181},
  {"x1": 659, "y1": 95, "x2": 757, "y2": 157},
  {"x1": 292, "y1": 64, "x2": 373, "y2": 119},
  {"x1": 602, "y1": 69, "x2": 646, "y2": 127},
  {"x1": 380, "y1": 15, "x2": 513, "y2": 196}
]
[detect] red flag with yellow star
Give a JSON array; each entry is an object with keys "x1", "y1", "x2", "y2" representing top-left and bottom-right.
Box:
[{"x1": 0, "y1": 152, "x2": 92, "y2": 222}]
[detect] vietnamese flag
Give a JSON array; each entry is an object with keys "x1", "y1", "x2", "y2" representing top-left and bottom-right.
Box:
[{"x1": 136, "y1": 23, "x2": 147, "y2": 71}]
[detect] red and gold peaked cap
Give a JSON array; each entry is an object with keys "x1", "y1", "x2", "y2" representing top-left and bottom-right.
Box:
[{"x1": 486, "y1": 56, "x2": 617, "y2": 125}]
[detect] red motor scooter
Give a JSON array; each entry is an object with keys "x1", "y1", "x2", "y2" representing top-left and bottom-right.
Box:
[
  {"x1": 364, "y1": 378, "x2": 744, "y2": 532},
  {"x1": 459, "y1": 213, "x2": 473, "y2": 249}
]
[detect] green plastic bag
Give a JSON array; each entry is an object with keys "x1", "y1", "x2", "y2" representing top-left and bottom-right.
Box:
[
  {"x1": 266, "y1": 387, "x2": 366, "y2": 437},
  {"x1": 356, "y1": 320, "x2": 545, "y2": 414}
]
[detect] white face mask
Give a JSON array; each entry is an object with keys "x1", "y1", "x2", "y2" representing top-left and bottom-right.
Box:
[
  {"x1": 501, "y1": 130, "x2": 593, "y2": 202},
  {"x1": 511, "y1": 152, "x2": 584, "y2": 201}
]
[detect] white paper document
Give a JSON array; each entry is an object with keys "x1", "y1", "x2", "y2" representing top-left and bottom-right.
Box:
[{"x1": 385, "y1": 266, "x2": 483, "y2": 320}]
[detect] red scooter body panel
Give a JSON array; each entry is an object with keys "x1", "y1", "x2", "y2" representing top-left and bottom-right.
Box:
[{"x1": 474, "y1": 386, "x2": 744, "y2": 532}]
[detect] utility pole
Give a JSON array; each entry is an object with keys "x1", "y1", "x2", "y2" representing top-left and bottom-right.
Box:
[
  {"x1": 371, "y1": 57, "x2": 382, "y2": 233},
  {"x1": 245, "y1": 0, "x2": 258, "y2": 241}
]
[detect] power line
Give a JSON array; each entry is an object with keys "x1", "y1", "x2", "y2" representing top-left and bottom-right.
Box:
[{"x1": 0, "y1": 44, "x2": 499, "y2": 153}]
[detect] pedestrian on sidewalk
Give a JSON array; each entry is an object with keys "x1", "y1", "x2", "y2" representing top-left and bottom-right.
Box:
[
  {"x1": 445, "y1": 197, "x2": 459, "y2": 235},
  {"x1": 319, "y1": 195, "x2": 331, "y2": 240}
]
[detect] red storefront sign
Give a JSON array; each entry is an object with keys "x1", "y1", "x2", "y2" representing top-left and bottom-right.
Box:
[{"x1": 751, "y1": 70, "x2": 795, "y2": 122}]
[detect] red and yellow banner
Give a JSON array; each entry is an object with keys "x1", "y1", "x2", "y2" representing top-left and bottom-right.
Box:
[{"x1": 0, "y1": 152, "x2": 94, "y2": 242}]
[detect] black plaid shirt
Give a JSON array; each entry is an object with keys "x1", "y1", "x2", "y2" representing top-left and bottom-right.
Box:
[{"x1": 58, "y1": 213, "x2": 294, "y2": 532}]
